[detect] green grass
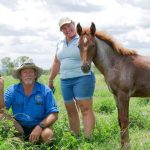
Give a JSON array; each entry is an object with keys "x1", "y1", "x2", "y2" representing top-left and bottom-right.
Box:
[{"x1": 0, "y1": 73, "x2": 150, "y2": 150}]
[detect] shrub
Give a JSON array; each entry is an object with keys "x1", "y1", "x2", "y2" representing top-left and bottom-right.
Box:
[{"x1": 94, "y1": 99, "x2": 116, "y2": 114}]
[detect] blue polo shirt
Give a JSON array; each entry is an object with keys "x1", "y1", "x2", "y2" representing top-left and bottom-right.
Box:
[{"x1": 4, "y1": 82, "x2": 58, "y2": 127}]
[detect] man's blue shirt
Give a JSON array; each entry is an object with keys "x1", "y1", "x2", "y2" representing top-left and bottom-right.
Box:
[{"x1": 4, "y1": 82, "x2": 58, "y2": 127}]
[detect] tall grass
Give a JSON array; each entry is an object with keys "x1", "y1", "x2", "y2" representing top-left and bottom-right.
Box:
[{"x1": 0, "y1": 73, "x2": 150, "y2": 150}]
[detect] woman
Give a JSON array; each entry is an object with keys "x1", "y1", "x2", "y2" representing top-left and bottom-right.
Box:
[{"x1": 48, "y1": 17, "x2": 95, "y2": 138}]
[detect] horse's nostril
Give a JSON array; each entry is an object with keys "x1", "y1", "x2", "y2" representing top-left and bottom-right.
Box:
[{"x1": 81, "y1": 64, "x2": 90, "y2": 73}]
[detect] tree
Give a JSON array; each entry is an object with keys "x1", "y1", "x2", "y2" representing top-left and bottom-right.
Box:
[
  {"x1": 0, "y1": 56, "x2": 31, "y2": 75},
  {"x1": 1, "y1": 57, "x2": 14, "y2": 75},
  {"x1": 13, "y1": 56, "x2": 30, "y2": 67}
]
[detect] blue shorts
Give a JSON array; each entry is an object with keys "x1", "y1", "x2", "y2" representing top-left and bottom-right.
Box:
[{"x1": 60, "y1": 72, "x2": 95, "y2": 103}]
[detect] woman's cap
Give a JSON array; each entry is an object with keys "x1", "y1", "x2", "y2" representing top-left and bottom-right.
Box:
[{"x1": 59, "y1": 17, "x2": 72, "y2": 29}]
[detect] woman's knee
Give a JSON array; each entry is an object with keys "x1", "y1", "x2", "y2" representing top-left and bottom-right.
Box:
[
  {"x1": 65, "y1": 102, "x2": 79, "y2": 116},
  {"x1": 81, "y1": 107, "x2": 92, "y2": 116},
  {"x1": 78, "y1": 101, "x2": 93, "y2": 116}
]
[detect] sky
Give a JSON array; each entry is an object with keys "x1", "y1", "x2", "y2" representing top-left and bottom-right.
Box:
[{"x1": 0, "y1": 0, "x2": 150, "y2": 69}]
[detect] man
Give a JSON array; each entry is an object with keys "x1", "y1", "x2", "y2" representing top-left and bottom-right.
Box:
[{"x1": 0, "y1": 59, "x2": 58, "y2": 144}]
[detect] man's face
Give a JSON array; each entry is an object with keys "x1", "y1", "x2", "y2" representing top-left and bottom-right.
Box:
[{"x1": 20, "y1": 68, "x2": 37, "y2": 85}]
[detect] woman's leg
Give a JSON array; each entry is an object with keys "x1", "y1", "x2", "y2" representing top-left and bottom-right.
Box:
[
  {"x1": 60, "y1": 79, "x2": 80, "y2": 135},
  {"x1": 65, "y1": 100, "x2": 80, "y2": 136},
  {"x1": 77, "y1": 99, "x2": 95, "y2": 137}
]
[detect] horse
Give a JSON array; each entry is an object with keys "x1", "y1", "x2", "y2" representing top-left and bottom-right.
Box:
[{"x1": 76, "y1": 22, "x2": 150, "y2": 149}]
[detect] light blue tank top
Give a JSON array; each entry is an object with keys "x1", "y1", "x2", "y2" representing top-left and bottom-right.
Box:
[{"x1": 56, "y1": 35, "x2": 91, "y2": 79}]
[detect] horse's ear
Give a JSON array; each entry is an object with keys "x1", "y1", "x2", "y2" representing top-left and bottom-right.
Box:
[
  {"x1": 76, "y1": 23, "x2": 82, "y2": 36},
  {"x1": 90, "y1": 22, "x2": 96, "y2": 36}
]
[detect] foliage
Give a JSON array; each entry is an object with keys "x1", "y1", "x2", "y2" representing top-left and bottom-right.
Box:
[
  {"x1": 0, "y1": 56, "x2": 49, "y2": 76},
  {"x1": 129, "y1": 100, "x2": 150, "y2": 130},
  {"x1": 0, "y1": 74, "x2": 150, "y2": 149},
  {"x1": 0, "y1": 57, "x2": 14, "y2": 75},
  {"x1": 94, "y1": 99, "x2": 116, "y2": 114},
  {"x1": 13, "y1": 56, "x2": 30, "y2": 67}
]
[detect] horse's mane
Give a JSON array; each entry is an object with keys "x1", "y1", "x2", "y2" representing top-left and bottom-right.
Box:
[{"x1": 95, "y1": 31, "x2": 137, "y2": 56}]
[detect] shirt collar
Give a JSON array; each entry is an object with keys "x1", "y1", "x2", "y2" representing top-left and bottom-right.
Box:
[
  {"x1": 63, "y1": 34, "x2": 79, "y2": 43},
  {"x1": 16, "y1": 82, "x2": 40, "y2": 96}
]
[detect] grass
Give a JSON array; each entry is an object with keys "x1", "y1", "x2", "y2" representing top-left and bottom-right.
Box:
[{"x1": 0, "y1": 73, "x2": 150, "y2": 150}]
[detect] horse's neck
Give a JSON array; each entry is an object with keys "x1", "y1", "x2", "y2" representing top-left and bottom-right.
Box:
[{"x1": 93, "y1": 37, "x2": 118, "y2": 75}]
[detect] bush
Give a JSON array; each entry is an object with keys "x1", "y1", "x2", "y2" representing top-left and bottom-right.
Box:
[
  {"x1": 94, "y1": 99, "x2": 116, "y2": 114},
  {"x1": 129, "y1": 107, "x2": 150, "y2": 130}
]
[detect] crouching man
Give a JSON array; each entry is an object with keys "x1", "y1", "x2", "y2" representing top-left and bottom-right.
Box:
[{"x1": 0, "y1": 59, "x2": 58, "y2": 144}]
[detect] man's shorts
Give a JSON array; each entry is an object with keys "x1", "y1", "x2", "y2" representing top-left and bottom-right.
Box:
[
  {"x1": 60, "y1": 72, "x2": 95, "y2": 103},
  {"x1": 22, "y1": 125, "x2": 35, "y2": 141}
]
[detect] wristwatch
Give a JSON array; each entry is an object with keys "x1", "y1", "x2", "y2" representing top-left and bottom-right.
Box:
[{"x1": 39, "y1": 122, "x2": 46, "y2": 129}]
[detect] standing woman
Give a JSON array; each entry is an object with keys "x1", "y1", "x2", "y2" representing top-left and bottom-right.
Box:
[{"x1": 48, "y1": 17, "x2": 95, "y2": 138}]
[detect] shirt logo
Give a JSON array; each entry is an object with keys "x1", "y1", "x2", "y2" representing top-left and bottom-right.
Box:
[{"x1": 35, "y1": 95, "x2": 43, "y2": 105}]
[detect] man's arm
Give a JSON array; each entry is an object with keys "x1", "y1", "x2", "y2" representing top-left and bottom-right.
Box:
[
  {"x1": 39, "y1": 112, "x2": 58, "y2": 128},
  {"x1": 29, "y1": 112, "x2": 58, "y2": 143},
  {"x1": 0, "y1": 75, "x2": 5, "y2": 109}
]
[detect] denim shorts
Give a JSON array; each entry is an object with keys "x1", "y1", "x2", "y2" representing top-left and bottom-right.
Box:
[{"x1": 60, "y1": 72, "x2": 95, "y2": 103}]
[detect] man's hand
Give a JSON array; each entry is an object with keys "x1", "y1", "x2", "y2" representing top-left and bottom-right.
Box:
[
  {"x1": 0, "y1": 75, "x2": 4, "y2": 92},
  {"x1": 29, "y1": 125, "x2": 42, "y2": 143}
]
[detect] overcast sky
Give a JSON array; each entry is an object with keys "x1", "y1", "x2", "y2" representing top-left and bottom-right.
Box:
[{"x1": 0, "y1": 0, "x2": 150, "y2": 69}]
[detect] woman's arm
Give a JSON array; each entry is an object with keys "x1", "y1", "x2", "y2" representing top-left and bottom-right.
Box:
[{"x1": 48, "y1": 56, "x2": 60, "y2": 89}]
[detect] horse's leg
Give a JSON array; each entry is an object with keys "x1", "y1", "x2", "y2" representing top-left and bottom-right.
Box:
[{"x1": 115, "y1": 91, "x2": 130, "y2": 149}]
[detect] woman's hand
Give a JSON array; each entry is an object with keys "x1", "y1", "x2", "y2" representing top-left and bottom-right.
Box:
[{"x1": 48, "y1": 81, "x2": 55, "y2": 93}]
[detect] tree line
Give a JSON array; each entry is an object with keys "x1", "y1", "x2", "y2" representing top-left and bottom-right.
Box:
[{"x1": 0, "y1": 56, "x2": 49, "y2": 75}]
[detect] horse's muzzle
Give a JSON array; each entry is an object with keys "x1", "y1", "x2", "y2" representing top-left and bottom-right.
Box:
[{"x1": 81, "y1": 64, "x2": 90, "y2": 73}]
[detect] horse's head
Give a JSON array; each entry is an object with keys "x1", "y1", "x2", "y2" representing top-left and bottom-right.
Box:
[{"x1": 77, "y1": 22, "x2": 96, "y2": 73}]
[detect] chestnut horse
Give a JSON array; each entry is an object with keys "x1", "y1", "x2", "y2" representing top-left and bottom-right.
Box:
[{"x1": 77, "y1": 22, "x2": 150, "y2": 149}]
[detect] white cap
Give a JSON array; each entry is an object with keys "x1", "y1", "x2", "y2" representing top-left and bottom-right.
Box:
[{"x1": 58, "y1": 17, "x2": 72, "y2": 29}]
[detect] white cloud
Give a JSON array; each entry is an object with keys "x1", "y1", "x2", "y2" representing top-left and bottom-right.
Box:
[{"x1": 0, "y1": 0, "x2": 150, "y2": 69}]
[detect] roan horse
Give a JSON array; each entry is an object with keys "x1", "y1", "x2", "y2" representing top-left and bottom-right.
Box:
[{"x1": 77, "y1": 22, "x2": 150, "y2": 149}]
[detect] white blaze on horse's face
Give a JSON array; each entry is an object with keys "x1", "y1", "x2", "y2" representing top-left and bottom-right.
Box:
[
  {"x1": 82, "y1": 36, "x2": 88, "y2": 53},
  {"x1": 83, "y1": 37, "x2": 88, "y2": 44},
  {"x1": 79, "y1": 35, "x2": 91, "y2": 73}
]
